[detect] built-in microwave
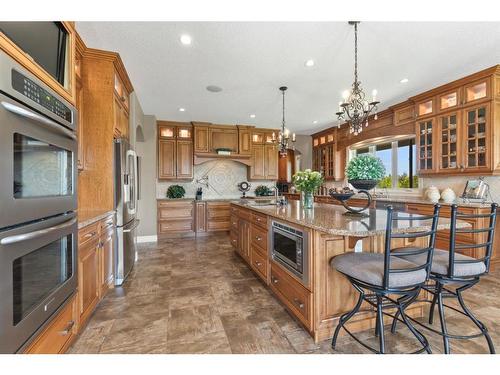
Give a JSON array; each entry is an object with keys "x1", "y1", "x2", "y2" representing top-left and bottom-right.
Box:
[{"x1": 270, "y1": 220, "x2": 309, "y2": 284}]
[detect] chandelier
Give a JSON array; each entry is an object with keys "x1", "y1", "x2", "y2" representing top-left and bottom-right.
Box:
[
  {"x1": 336, "y1": 21, "x2": 380, "y2": 136},
  {"x1": 272, "y1": 86, "x2": 296, "y2": 157}
]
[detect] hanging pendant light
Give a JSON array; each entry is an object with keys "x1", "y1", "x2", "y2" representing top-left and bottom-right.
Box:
[
  {"x1": 336, "y1": 21, "x2": 380, "y2": 136},
  {"x1": 274, "y1": 86, "x2": 296, "y2": 157}
]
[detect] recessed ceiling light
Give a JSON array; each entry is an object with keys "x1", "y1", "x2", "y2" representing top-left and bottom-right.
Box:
[
  {"x1": 179, "y1": 108, "x2": 186, "y2": 112},
  {"x1": 180, "y1": 34, "x2": 192, "y2": 45},
  {"x1": 313, "y1": 120, "x2": 318, "y2": 124},
  {"x1": 400, "y1": 78, "x2": 409, "y2": 84},
  {"x1": 206, "y1": 85, "x2": 222, "y2": 93},
  {"x1": 305, "y1": 59, "x2": 315, "y2": 67},
  {"x1": 250, "y1": 114, "x2": 256, "y2": 118}
]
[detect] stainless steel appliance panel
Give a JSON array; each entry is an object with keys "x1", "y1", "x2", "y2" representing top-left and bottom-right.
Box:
[
  {"x1": 115, "y1": 218, "x2": 139, "y2": 285},
  {"x1": 270, "y1": 220, "x2": 309, "y2": 284},
  {"x1": 0, "y1": 212, "x2": 77, "y2": 353},
  {"x1": 114, "y1": 139, "x2": 138, "y2": 227},
  {"x1": 0, "y1": 92, "x2": 77, "y2": 229}
]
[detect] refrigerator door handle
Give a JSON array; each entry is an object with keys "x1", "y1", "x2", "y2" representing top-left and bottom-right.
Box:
[{"x1": 123, "y1": 219, "x2": 140, "y2": 233}]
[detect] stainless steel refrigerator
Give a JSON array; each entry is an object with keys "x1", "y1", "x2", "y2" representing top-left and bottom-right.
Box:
[{"x1": 114, "y1": 138, "x2": 140, "y2": 285}]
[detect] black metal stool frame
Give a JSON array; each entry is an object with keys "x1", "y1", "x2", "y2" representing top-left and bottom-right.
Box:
[
  {"x1": 391, "y1": 203, "x2": 498, "y2": 354},
  {"x1": 331, "y1": 204, "x2": 441, "y2": 354}
]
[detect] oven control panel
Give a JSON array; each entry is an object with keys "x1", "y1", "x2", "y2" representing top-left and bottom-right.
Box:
[{"x1": 11, "y1": 69, "x2": 72, "y2": 123}]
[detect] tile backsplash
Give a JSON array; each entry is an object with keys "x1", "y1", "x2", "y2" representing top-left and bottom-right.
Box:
[{"x1": 157, "y1": 160, "x2": 276, "y2": 199}]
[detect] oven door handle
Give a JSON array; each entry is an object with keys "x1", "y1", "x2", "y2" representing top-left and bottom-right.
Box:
[
  {"x1": 1, "y1": 101, "x2": 77, "y2": 140},
  {"x1": 123, "y1": 219, "x2": 140, "y2": 233},
  {"x1": 0, "y1": 218, "x2": 77, "y2": 245}
]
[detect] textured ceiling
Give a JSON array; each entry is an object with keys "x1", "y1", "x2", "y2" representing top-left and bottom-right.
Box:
[{"x1": 76, "y1": 22, "x2": 500, "y2": 134}]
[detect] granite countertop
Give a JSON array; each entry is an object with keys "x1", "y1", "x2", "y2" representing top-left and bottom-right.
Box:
[
  {"x1": 232, "y1": 200, "x2": 470, "y2": 237},
  {"x1": 157, "y1": 197, "x2": 262, "y2": 202},
  {"x1": 315, "y1": 194, "x2": 494, "y2": 208},
  {"x1": 78, "y1": 209, "x2": 115, "y2": 229}
]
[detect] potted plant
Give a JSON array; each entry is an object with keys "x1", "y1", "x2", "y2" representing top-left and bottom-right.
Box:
[
  {"x1": 292, "y1": 169, "x2": 324, "y2": 209},
  {"x1": 166, "y1": 185, "x2": 186, "y2": 199},
  {"x1": 345, "y1": 154, "x2": 385, "y2": 191},
  {"x1": 255, "y1": 185, "x2": 272, "y2": 197}
]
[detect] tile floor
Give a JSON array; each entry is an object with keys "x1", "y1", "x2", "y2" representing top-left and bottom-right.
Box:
[{"x1": 69, "y1": 233, "x2": 500, "y2": 354}]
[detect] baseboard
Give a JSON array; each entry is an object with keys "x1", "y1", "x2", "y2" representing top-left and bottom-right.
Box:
[{"x1": 137, "y1": 235, "x2": 158, "y2": 243}]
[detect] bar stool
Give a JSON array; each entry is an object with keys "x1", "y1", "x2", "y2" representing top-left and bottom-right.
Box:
[
  {"x1": 392, "y1": 203, "x2": 498, "y2": 354},
  {"x1": 330, "y1": 204, "x2": 441, "y2": 354}
]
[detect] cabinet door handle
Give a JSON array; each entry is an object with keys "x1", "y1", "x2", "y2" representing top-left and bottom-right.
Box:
[
  {"x1": 272, "y1": 276, "x2": 279, "y2": 284},
  {"x1": 256, "y1": 217, "x2": 262, "y2": 222},
  {"x1": 255, "y1": 236, "x2": 262, "y2": 241},
  {"x1": 58, "y1": 321, "x2": 75, "y2": 336},
  {"x1": 255, "y1": 261, "x2": 262, "y2": 267},
  {"x1": 293, "y1": 298, "x2": 305, "y2": 310}
]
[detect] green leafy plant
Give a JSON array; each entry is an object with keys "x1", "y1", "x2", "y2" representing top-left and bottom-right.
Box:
[
  {"x1": 292, "y1": 169, "x2": 324, "y2": 193},
  {"x1": 345, "y1": 155, "x2": 386, "y2": 181},
  {"x1": 166, "y1": 185, "x2": 186, "y2": 199},
  {"x1": 255, "y1": 185, "x2": 272, "y2": 196}
]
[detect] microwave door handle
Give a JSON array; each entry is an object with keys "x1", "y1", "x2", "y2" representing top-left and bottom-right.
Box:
[
  {"x1": 1, "y1": 101, "x2": 76, "y2": 140},
  {"x1": 0, "y1": 218, "x2": 77, "y2": 245}
]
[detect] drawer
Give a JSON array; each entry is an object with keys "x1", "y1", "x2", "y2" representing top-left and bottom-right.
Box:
[
  {"x1": 251, "y1": 211, "x2": 268, "y2": 229},
  {"x1": 207, "y1": 205, "x2": 231, "y2": 219},
  {"x1": 230, "y1": 205, "x2": 239, "y2": 216},
  {"x1": 158, "y1": 219, "x2": 193, "y2": 233},
  {"x1": 270, "y1": 262, "x2": 311, "y2": 329},
  {"x1": 230, "y1": 230, "x2": 238, "y2": 248},
  {"x1": 78, "y1": 222, "x2": 99, "y2": 246},
  {"x1": 99, "y1": 214, "x2": 114, "y2": 232},
  {"x1": 158, "y1": 204, "x2": 193, "y2": 220},
  {"x1": 208, "y1": 219, "x2": 230, "y2": 231},
  {"x1": 238, "y1": 207, "x2": 252, "y2": 221},
  {"x1": 250, "y1": 245, "x2": 268, "y2": 283},
  {"x1": 24, "y1": 297, "x2": 75, "y2": 354},
  {"x1": 230, "y1": 214, "x2": 239, "y2": 231},
  {"x1": 251, "y1": 224, "x2": 268, "y2": 251}
]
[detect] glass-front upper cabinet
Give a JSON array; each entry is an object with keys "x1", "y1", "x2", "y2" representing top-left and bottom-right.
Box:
[
  {"x1": 438, "y1": 112, "x2": 459, "y2": 171},
  {"x1": 416, "y1": 99, "x2": 434, "y2": 119},
  {"x1": 158, "y1": 125, "x2": 175, "y2": 139},
  {"x1": 177, "y1": 126, "x2": 192, "y2": 139},
  {"x1": 465, "y1": 104, "x2": 490, "y2": 170},
  {"x1": 438, "y1": 90, "x2": 460, "y2": 112},
  {"x1": 464, "y1": 79, "x2": 489, "y2": 105},
  {"x1": 417, "y1": 118, "x2": 435, "y2": 173}
]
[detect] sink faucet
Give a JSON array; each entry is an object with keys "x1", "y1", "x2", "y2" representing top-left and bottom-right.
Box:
[{"x1": 269, "y1": 184, "x2": 282, "y2": 205}]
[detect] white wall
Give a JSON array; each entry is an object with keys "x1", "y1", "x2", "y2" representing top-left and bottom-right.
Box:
[
  {"x1": 136, "y1": 114, "x2": 158, "y2": 237},
  {"x1": 294, "y1": 134, "x2": 312, "y2": 170}
]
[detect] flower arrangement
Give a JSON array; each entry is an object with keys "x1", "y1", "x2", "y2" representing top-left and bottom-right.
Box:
[
  {"x1": 345, "y1": 155, "x2": 385, "y2": 181},
  {"x1": 166, "y1": 185, "x2": 186, "y2": 199},
  {"x1": 255, "y1": 185, "x2": 273, "y2": 197},
  {"x1": 292, "y1": 169, "x2": 324, "y2": 193}
]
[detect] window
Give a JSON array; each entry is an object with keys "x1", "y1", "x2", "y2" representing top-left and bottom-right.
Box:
[{"x1": 350, "y1": 137, "x2": 418, "y2": 189}]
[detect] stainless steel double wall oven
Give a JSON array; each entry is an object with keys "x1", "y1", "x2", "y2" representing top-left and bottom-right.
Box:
[{"x1": 0, "y1": 50, "x2": 78, "y2": 353}]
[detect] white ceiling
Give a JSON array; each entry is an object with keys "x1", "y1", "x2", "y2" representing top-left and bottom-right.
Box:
[{"x1": 76, "y1": 22, "x2": 500, "y2": 134}]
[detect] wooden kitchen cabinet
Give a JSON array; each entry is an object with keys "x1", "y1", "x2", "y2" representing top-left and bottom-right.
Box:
[
  {"x1": 207, "y1": 202, "x2": 231, "y2": 232},
  {"x1": 157, "y1": 121, "x2": 193, "y2": 180},
  {"x1": 77, "y1": 214, "x2": 115, "y2": 332},
  {"x1": 100, "y1": 227, "x2": 114, "y2": 298},
  {"x1": 209, "y1": 126, "x2": 239, "y2": 153},
  {"x1": 416, "y1": 117, "x2": 437, "y2": 174},
  {"x1": 193, "y1": 125, "x2": 210, "y2": 153},
  {"x1": 158, "y1": 139, "x2": 176, "y2": 179},
  {"x1": 238, "y1": 126, "x2": 252, "y2": 155},
  {"x1": 249, "y1": 144, "x2": 278, "y2": 180},
  {"x1": 238, "y1": 218, "x2": 251, "y2": 263},
  {"x1": 23, "y1": 295, "x2": 77, "y2": 354},
  {"x1": 195, "y1": 201, "x2": 207, "y2": 233},
  {"x1": 157, "y1": 200, "x2": 194, "y2": 237},
  {"x1": 78, "y1": 233, "x2": 100, "y2": 328},
  {"x1": 176, "y1": 140, "x2": 194, "y2": 179}
]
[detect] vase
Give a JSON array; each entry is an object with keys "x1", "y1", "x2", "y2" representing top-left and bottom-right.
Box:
[
  {"x1": 302, "y1": 191, "x2": 314, "y2": 209},
  {"x1": 425, "y1": 186, "x2": 441, "y2": 203}
]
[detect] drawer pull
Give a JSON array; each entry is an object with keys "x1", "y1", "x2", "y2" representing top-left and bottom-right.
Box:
[
  {"x1": 294, "y1": 298, "x2": 305, "y2": 310},
  {"x1": 255, "y1": 236, "x2": 262, "y2": 241},
  {"x1": 272, "y1": 276, "x2": 279, "y2": 284},
  {"x1": 255, "y1": 261, "x2": 262, "y2": 267},
  {"x1": 58, "y1": 320, "x2": 75, "y2": 336},
  {"x1": 232, "y1": 222, "x2": 237, "y2": 225},
  {"x1": 256, "y1": 218, "x2": 262, "y2": 222}
]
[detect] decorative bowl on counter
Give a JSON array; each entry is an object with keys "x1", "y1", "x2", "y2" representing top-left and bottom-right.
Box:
[
  {"x1": 348, "y1": 179, "x2": 378, "y2": 191},
  {"x1": 328, "y1": 190, "x2": 355, "y2": 201}
]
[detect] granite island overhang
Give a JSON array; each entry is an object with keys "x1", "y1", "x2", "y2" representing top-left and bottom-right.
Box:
[{"x1": 229, "y1": 200, "x2": 470, "y2": 343}]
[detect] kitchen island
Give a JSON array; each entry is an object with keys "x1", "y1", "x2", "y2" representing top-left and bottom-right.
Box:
[{"x1": 229, "y1": 200, "x2": 467, "y2": 343}]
